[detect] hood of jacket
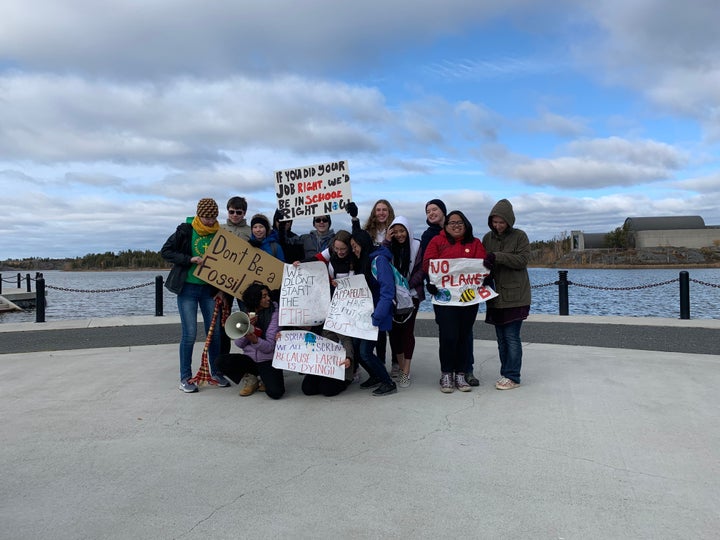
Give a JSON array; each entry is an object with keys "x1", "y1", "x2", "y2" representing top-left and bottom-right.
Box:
[{"x1": 488, "y1": 199, "x2": 516, "y2": 230}]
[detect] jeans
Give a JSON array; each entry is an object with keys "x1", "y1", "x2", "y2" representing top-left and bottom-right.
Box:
[
  {"x1": 495, "y1": 319, "x2": 523, "y2": 383},
  {"x1": 358, "y1": 338, "x2": 392, "y2": 385},
  {"x1": 433, "y1": 304, "x2": 478, "y2": 374},
  {"x1": 177, "y1": 283, "x2": 221, "y2": 381}
]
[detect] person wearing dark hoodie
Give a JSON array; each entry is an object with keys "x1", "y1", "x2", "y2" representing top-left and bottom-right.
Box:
[
  {"x1": 249, "y1": 213, "x2": 285, "y2": 262},
  {"x1": 282, "y1": 213, "x2": 336, "y2": 261},
  {"x1": 350, "y1": 229, "x2": 398, "y2": 396},
  {"x1": 482, "y1": 199, "x2": 531, "y2": 391},
  {"x1": 272, "y1": 209, "x2": 305, "y2": 263}
]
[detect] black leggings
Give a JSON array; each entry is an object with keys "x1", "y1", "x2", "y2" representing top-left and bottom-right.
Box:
[
  {"x1": 301, "y1": 375, "x2": 350, "y2": 397},
  {"x1": 217, "y1": 354, "x2": 285, "y2": 399}
]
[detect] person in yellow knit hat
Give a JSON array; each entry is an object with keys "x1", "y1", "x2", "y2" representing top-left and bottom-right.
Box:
[{"x1": 161, "y1": 198, "x2": 232, "y2": 393}]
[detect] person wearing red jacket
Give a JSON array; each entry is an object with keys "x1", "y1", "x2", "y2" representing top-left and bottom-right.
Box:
[{"x1": 422, "y1": 210, "x2": 487, "y2": 393}]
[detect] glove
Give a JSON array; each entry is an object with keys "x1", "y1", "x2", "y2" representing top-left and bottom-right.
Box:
[
  {"x1": 346, "y1": 201, "x2": 358, "y2": 218},
  {"x1": 426, "y1": 283, "x2": 439, "y2": 296},
  {"x1": 483, "y1": 252, "x2": 496, "y2": 270},
  {"x1": 249, "y1": 238, "x2": 262, "y2": 248}
]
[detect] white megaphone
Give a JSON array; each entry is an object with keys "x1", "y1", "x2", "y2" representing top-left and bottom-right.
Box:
[{"x1": 224, "y1": 311, "x2": 255, "y2": 339}]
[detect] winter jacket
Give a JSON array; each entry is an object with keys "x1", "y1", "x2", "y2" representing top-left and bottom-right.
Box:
[
  {"x1": 161, "y1": 222, "x2": 220, "y2": 295},
  {"x1": 287, "y1": 228, "x2": 335, "y2": 260},
  {"x1": 234, "y1": 302, "x2": 280, "y2": 363},
  {"x1": 367, "y1": 246, "x2": 395, "y2": 332},
  {"x1": 482, "y1": 199, "x2": 531, "y2": 309},
  {"x1": 221, "y1": 219, "x2": 252, "y2": 241},
  {"x1": 250, "y1": 229, "x2": 286, "y2": 262},
  {"x1": 383, "y1": 216, "x2": 425, "y2": 301},
  {"x1": 422, "y1": 230, "x2": 487, "y2": 274}
]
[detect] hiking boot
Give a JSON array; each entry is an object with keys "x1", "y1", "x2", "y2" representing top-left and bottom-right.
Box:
[
  {"x1": 398, "y1": 372, "x2": 411, "y2": 388},
  {"x1": 239, "y1": 374, "x2": 259, "y2": 396},
  {"x1": 440, "y1": 372, "x2": 454, "y2": 393},
  {"x1": 495, "y1": 377, "x2": 520, "y2": 390},
  {"x1": 455, "y1": 372, "x2": 471, "y2": 392},
  {"x1": 465, "y1": 372, "x2": 480, "y2": 386},
  {"x1": 179, "y1": 378, "x2": 198, "y2": 393},
  {"x1": 372, "y1": 381, "x2": 397, "y2": 396}
]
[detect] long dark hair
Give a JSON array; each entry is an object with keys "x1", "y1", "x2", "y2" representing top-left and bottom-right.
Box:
[
  {"x1": 242, "y1": 283, "x2": 275, "y2": 337},
  {"x1": 390, "y1": 225, "x2": 410, "y2": 276},
  {"x1": 444, "y1": 210, "x2": 475, "y2": 244},
  {"x1": 351, "y1": 230, "x2": 374, "y2": 280}
]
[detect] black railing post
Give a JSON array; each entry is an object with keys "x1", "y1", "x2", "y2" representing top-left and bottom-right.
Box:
[
  {"x1": 16, "y1": 272, "x2": 21, "y2": 288},
  {"x1": 155, "y1": 275, "x2": 164, "y2": 316},
  {"x1": 679, "y1": 271, "x2": 690, "y2": 320},
  {"x1": 0, "y1": 273, "x2": 3, "y2": 294},
  {"x1": 36, "y1": 277, "x2": 46, "y2": 323},
  {"x1": 25, "y1": 273, "x2": 31, "y2": 292},
  {"x1": 557, "y1": 270, "x2": 569, "y2": 316}
]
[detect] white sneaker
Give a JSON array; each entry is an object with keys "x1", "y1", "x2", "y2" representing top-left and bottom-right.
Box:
[{"x1": 398, "y1": 372, "x2": 411, "y2": 388}]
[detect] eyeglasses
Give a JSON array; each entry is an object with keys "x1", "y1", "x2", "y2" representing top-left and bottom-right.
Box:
[
  {"x1": 228, "y1": 209, "x2": 245, "y2": 215},
  {"x1": 314, "y1": 218, "x2": 329, "y2": 223},
  {"x1": 447, "y1": 221, "x2": 464, "y2": 227}
]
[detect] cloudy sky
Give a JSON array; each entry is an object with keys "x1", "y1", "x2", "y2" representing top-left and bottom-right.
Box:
[{"x1": 2, "y1": 0, "x2": 719, "y2": 259}]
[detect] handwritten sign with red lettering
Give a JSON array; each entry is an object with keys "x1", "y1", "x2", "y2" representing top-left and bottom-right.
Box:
[
  {"x1": 427, "y1": 258, "x2": 498, "y2": 306},
  {"x1": 323, "y1": 274, "x2": 377, "y2": 340},
  {"x1": 273, "y1": 331, "x2": 346, "y2": 381},
  {"x1": 278, "y1": 261, "x2": 331, "y2": 326},
  {"x1": 274, "y1": 160, "x2": 352, "y2": 220}
]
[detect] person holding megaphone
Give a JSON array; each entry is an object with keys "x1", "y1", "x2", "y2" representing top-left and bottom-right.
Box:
[{"x1": 216, "y1": 283, "x2": 284, "y2": 399}]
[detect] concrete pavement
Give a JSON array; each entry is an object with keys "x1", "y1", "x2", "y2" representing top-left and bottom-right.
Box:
[{"x1": 1, "y1": 317, "x2": 719, "y2": 539}]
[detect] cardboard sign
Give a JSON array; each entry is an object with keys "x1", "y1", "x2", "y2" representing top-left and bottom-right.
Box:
[
  {"x1": 279, "y1": 261, "x2": 331, "y2": 326},
  {"x1": 427, "y1": 258, "x2": 498, "y2": 306},
  {"x1": 273, "y1": 331, "x2": 346, "y2": 381},
  {"x1": 274, "y1": 160, "x2": 352, "y2": 220},
  {"x1": 193, "y1": 229, "x2": 284, "y2": 298},
  {"x1": 323, "y1": 274, "x2": 377, "y2": 340}
]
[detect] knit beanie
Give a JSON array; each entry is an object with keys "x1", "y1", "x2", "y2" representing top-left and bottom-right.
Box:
[
  {"x1": 196, "y1": 198, "x2": 219, "y2": 219},
  {"x1": 250, "y1": 213, "x2": 271, "y2": 233},
  {"x1": 425, "y1": 198, "x2": 447, "y2": 217}
]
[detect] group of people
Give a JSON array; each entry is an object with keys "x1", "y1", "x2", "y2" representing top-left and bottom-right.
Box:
[{"x1": 161, "y1": 193, "x2": 531, "y2": 398}]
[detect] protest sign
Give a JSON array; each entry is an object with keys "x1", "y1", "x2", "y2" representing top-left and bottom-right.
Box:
[
  {"x1": 323, "y1": 274, "x2": 377, "y2": 340},
  {"x1": 274, "y1": 160, "x2": 352, "y2": 220},
  {"x1": 427, "y1": 258, "x2": 498, "y2": 306},
  {"x1": 193, "y1": 228, "x2": 284, "y2": 298},
  {"x1": 273, "y1": 330, "x2": 346, "y2": 381},
  {"x1": 279, "y1": 261, "x2": 331, "y2": 326}
]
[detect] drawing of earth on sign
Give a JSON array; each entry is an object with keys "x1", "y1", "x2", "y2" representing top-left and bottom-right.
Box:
[{"x1": 434, "y1": 288, "x2": 452, "y2": 303}]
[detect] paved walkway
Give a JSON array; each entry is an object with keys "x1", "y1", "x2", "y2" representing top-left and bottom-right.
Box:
[{"x1": 1, "y1": 317, "x2": 719, "y2": 539}]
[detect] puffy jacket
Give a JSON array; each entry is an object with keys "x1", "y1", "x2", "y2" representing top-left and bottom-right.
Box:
[{"x1": 234, "y1": 303, "x2": 280, "y2": 362}]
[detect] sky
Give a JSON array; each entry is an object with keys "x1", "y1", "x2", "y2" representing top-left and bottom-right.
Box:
[{"x1": 2, "y1": 0, "x2": 719, "y2": 259}]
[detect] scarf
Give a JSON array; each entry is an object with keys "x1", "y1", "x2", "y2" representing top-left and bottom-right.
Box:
[{"x1": 191, "y1": 216, "x2": 219, "y2": 236}]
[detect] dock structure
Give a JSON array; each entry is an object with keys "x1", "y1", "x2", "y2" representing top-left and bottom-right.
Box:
[{"x1": 0, "y1": 288, "x2": 32, "y2": 312}]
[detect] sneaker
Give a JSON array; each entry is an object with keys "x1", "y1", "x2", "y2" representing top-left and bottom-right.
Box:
[
  {"x1": 372, "y1": 381, "x2": 397, "y2": 396},
  {"x1": 465, "y1": 372, "x2": 480, "y2": 386},
  {"x1": 211, "y1": 373, "x2": 231, "y2": 387},
  {"x1": 455, "y1": 373, "x2": 471, "y2": 392},
  {"x1": 239, "y1": 374, "x2": 259, "y2": 396},
  {"x1": 179, "y1": 378, "x2": 198, "y2": 393},
  {"x1": 398, "y1": 372, "x2": 411, "y2": 388},
  {"x1": 495, "y1": 377, "x2": 520, "y2": 390},
  {"x1": 440, "y1": 372, "x2": 454, "y2": 393},
  {"x1": 390, "y1": 363, "x2": 401, "y2": 380},
  {"x1": 360, "y1": 375, "x2": 382, "y2": 389}
]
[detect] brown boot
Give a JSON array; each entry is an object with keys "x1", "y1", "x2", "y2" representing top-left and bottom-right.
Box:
[{"x1": 238, "y1": 374, "x2": 259, "y2": 396}]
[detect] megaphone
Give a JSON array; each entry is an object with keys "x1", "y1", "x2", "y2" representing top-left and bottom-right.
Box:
[{"x1": 224, "y1": 311, "x2": 255, "y2": 339}]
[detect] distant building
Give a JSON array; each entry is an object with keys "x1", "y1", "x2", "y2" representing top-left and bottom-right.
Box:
[{"x1": 572, "y1": 215, "x2": 720, "y2": 250}]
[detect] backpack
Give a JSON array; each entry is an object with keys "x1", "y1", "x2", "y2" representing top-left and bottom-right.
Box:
[{"x1": 371, "y1": 258, "x2": 415, "y2": 324}]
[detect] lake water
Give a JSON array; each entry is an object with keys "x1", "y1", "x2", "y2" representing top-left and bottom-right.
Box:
[{"x1": 1, "y1": 267, "x2": 719, "y2": 324}]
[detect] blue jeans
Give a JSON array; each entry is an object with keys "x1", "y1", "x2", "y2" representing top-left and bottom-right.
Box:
[
  {"x1": 358, "y1": 338, "x2": 392, "y2": 385},
  {"x1": 177, "y1": 283, "x2": 221, "y2": 381},
  {"x1": 495, "y1": 319, "x2": 523, "y2": 383}
]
